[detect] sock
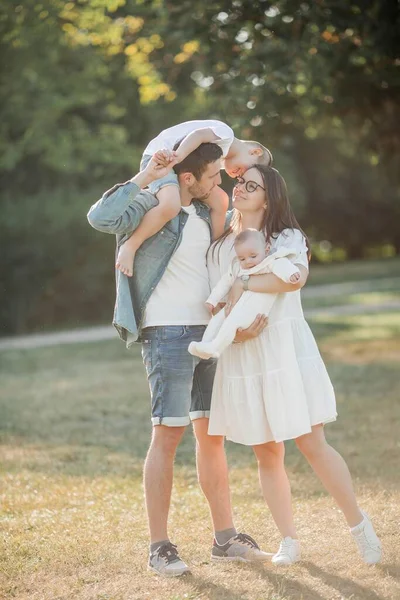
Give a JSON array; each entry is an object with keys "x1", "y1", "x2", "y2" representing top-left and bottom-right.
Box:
[
  {"x1": 150, "y1": 539, "x2": 169, "y2": 554},
  {"x1": 215, "y1": 527, "x2": 237, "y2": 546}
]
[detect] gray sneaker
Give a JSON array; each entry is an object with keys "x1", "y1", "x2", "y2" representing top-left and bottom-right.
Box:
[
  {"x1": 211, "y1": 532, "x2": 270, "y2": 562},
  {"x1": 148, "y1": 542, "x2": 190, "y2": 577}
]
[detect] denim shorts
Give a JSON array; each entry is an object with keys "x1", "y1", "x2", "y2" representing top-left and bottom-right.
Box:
[
  {"x1": 140, "y1": 154, "x2": 179, "y2": 196},
  {"x1": 141, "y1": 326, "x2": 217, "y2": 427}
]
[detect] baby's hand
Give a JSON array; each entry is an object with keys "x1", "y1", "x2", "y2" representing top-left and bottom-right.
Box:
[
  {"x1": 290, "y1": 272, "x2": 301, "y2": 284},
  {"x1": 205, "y1": 302, "x2": 215, "y2": 314},
  {"x1": 265, "y1": 242, "x2": 271, "y2": 254}
]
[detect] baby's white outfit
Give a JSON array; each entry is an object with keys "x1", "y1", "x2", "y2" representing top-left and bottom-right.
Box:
[
  {"x1": 207, "y1": 228, "x2": 337, "y2": 446},
  {"x1": 188, "y1": 248, "x2": 299, "y2": 360}
]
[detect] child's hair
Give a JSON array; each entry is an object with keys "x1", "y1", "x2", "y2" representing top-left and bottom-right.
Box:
[
  {"x1": 241, "y1": 141, "x2": 273, "y2": 167},
  {"x1": 212, "y1": 165, "x2": 310, "y2": 260},
  {"x1": 173, "y1": 139, "x2": 223, "y2": 180},
  {"x1": 234, "y1": 228, "x2": 265, "y2": 249}
]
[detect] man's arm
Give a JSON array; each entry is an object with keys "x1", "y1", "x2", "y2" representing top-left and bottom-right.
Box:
[{"x1": 87, "y1": 158, "x2": 172, "y2": 236}]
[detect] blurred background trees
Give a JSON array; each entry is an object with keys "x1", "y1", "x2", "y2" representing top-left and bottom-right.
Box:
[{"x1": 1, "y1": 0, "x2": 399, "y2": 334}]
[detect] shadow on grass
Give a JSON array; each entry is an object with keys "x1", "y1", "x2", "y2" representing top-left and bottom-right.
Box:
[
  {"x1": 302, "y1": 561, "x2": 387, "y2": 600},
  {"x1": 187, "y1": 564, "x2": 326, "y2": 600},
  {"x1": 376, "y1": 562, "x2": 400, "y2": 580}
]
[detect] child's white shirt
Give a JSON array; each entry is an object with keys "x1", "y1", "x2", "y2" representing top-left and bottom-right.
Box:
[
  {"x1": 144, "y1": 120, "x2": 235, "y2": 158},
  {"x1": 207, "y1": 247, "x2": 299, "y2": 307}
]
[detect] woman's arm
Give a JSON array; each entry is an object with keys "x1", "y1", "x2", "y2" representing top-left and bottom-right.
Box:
[
  {"x1": 248, "y1": 265, "x2": 308, "y2": 293},
  {"x1": 225, "y1": 265, "x2": 308, "y2": 318}
]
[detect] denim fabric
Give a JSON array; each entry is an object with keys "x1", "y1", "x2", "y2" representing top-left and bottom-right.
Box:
[
  {"x1": 87, "y1": 181, "x2": 212, "y2": 347},
  {"x1": 140, "y1": 154, "x2": 179, "y2": 196},
  {"x1": 141, "y1": 326, "x2": 217, "y2": 426}
]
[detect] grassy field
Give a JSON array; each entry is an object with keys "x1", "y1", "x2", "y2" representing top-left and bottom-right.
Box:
[
  {"x1": 307, "y1": 255, "x2": 400, "y2": 286},
  {"x1": 1, "y1": 262, "x2": 400, "y2": 600}
]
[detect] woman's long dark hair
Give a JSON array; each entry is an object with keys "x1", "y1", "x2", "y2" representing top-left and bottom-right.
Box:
[{"x1": 212, "y1": 165, "x2": 310, "y2": 260}]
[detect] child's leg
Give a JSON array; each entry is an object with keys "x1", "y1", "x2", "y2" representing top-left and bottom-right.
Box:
[
  {"x1": 189, "y1": 292, "x2": 275, "y2": 359},
  {"x1": 116, "y1": 185, "x2": 181, "y2": 277},
  {"x1": 202, "y1": 310, "x2": 226, "y2": 343},
  {"x1": 207, "y1": 186, "x2": 230, "y2": 240},
  {"x1": 209, "y1": 292, "x2": 276, "y2": 353}
]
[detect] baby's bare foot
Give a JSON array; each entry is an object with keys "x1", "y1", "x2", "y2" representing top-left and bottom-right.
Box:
[
  {"x1": 290, "y1": 272, "x2": 301, "y2": 283},
  {"x1": 116, "y1": 244, "x2": 136, "y2": 277}
]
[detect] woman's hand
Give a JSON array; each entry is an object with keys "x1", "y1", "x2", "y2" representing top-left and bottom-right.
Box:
[
  {"x1": 225, "y1": 278, "x2": 244, "y2": 316},
  {"x1": 234, "y1": 314, "x2": 268, "y2": 342}
]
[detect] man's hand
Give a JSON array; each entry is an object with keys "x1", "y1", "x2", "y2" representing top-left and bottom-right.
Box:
[
  {"x1": 225, "y1": 277, "x2": 244, "y2": 316},
  {"x1": 153, "y1": 149, "x2": 178, "y2": 168},
  {"x1": 234, "y1": 314, "x2": 268, "y2": 343},
  {"x1": 136, "y1": 154, "x2": 176, "y2": 188}
]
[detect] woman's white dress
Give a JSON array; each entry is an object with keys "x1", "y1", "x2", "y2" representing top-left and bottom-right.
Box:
[{"x1": 207, "y1": 228, "x2": 337, "y2": 446}]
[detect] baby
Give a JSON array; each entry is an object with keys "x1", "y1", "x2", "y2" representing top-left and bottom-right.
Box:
[{"x1": 188, "y1": 229, "x2": 300, "y2": 359}]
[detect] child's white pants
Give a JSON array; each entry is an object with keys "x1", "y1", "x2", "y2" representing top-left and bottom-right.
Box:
[{"x1": 202, "y1": 291, "x2": 277, "y2": 353}]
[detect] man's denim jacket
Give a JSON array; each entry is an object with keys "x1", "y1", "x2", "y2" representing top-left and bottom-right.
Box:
[{"x1": 87, "y1": 180, "x2": 213, "y2": 347}]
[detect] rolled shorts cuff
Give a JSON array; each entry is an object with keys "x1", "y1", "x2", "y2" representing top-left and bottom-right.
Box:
[
  {"x1": 150, "y1": 179, "x2": 179, "y2": 196},
  {"x1": 151, "y1": 416, "x2": 191, "y2": 427},
  {"x1": 189, "y1": 410, "x2": 210, "y2": 421}
]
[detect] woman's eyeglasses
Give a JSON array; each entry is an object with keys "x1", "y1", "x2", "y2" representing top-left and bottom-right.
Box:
[{"x1": 235, "y1": 176, "x2": 265, "y2": 193}]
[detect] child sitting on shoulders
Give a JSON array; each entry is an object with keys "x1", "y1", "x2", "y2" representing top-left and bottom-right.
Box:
[{"x1": 116, "y1": 120, "x2": 272, "y2": 276}]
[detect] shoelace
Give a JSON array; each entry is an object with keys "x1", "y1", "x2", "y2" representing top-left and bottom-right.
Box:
[
  {"x1": 279, "y1": 538, "x2": 294, "y2": 553},
  {"x1": 354, "y1": 528, "x2": 380, "y2": 552},
  {"x1": 157, "y1": 542, "x2": 180, "y2": 564},
  {"x1": 234, "y1": 533, "x2": 260, "y2": 550}
]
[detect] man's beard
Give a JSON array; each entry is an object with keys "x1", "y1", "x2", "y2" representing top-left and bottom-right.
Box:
[{"x1": 188, "y1": 182, "x2": 209, "y2": 200}]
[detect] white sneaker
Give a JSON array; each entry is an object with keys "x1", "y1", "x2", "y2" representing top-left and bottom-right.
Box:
[
  {"x1": 272, "y1": 537, "x2": 301, "y2": 566},
  {"x1": 148, "y1": 542, "x2": 190, "y2": 577},
  {"x1": 351, "y1": 511, "x2": 382, "y2": 565}
]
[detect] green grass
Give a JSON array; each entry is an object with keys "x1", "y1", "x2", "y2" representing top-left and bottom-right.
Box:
[
  {"x1": 307, "y1": 255, "x2": 400, "y2": 286},
  {"x1": 1, "y1": 310, "x2": 400, "y2": 599}
]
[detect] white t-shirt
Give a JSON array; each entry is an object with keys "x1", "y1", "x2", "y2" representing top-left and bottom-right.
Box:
[
  {"x1": 144, "y1": 119, "x2": 234, "y2": 159},
  {"x1": 143, "y1": 204, "x2": 211, "y2": 327}
]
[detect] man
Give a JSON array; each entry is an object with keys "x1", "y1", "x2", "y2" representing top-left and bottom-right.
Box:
[{"x1": 87, "y1": 143, "x2": 268, "y2": 576}]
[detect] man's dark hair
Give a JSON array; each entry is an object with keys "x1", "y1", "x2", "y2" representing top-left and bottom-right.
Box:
[{"x1": 173, "y1": 140, "x2": 223, "y2": 180}]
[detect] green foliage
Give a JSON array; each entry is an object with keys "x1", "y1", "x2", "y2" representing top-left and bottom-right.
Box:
[{"x1": 1, "y1": 0, "x2": 399, "y2": 333}]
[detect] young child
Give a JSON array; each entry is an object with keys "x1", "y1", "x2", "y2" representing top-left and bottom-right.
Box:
[
  {"x1": 116, "y1": 120, "x2": 272, "y2": 276},
  {"x1": 188, "y1": 229, "x2": 300, "y2": 359}
]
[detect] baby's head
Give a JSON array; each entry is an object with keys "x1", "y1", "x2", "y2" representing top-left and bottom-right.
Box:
[{"x1": 234, "y1": 229, "x2": 269, "y2": 269}]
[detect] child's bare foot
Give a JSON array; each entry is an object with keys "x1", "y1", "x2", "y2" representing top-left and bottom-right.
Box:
[
  {"x1": 290, "y1": 272, "x2": 301, "y2": 284},
  {"x1": 116, "y1": 244, "x2": 137, "y2": 277}
]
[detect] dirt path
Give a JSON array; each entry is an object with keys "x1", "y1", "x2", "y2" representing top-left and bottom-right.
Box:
[{"x1": 1, "y1": 298, "x2": 399, "y2": 352}]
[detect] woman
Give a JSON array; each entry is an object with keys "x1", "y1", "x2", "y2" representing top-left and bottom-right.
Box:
[{"x1": 207, "y1": 165, "x2": 381, "y2": 566}]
